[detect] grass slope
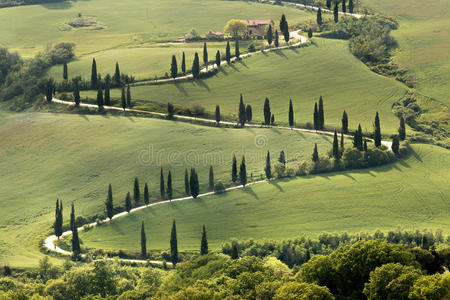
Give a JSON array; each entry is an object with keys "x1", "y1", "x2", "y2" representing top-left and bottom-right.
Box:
[
  {"x1": 0, "y1": 0, "x2": 313, "y2": 57},
  {"x1": 364, "y1": 0, "x2": 450, "y2": 106},
  {"x1": 0, "y1": 111, "x2": 340, "y2": 266},
  {"x1": 82, "y1": 38, "x2": 407, "y2": 134},
  {"x1": 47, "y1": 41, "x2": 261, "y2": 81},
  {"x1": 80, "y1": 144, "x2": 450, "y2": 253}
]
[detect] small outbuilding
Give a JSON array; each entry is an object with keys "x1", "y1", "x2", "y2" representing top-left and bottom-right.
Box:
[
  {"x1": 244, "y1": 19, "x2": 274, "y2": 36},
  {"x1": 206, "y1": 31, "x2": 225, "y2": 39}
]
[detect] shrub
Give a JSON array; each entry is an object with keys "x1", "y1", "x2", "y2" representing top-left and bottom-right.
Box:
[
  {"x1": 214, "y1": 182, "x2": 226, "y2": 194},
  {"x1": 248, "y1": 43, "x2": 256, "y2": 52}
]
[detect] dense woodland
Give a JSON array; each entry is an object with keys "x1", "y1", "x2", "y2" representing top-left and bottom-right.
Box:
[{"x1": 2, "y1": 232, "x2": 450, "y2": 299}]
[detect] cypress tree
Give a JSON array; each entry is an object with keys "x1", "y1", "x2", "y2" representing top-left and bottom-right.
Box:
[
  {"x1": 239, "y1": 155, "x2": 247, "y2": 187},
  {"x1": 231, "y1": 243, "x2": 239, "y2": 259},
  {"x1": 134, "y1": 177, "x2": 140, "y2": 202},
  {"x1": 141, "y1": 221, "x2": 147, "y2": 258},
  {"x1": 170, "y1": 219, "x2": 178, "y2": 265},
  {"x1": 334, "y1": 3, "x2": 339, "y2": 23},
  {"x1": 364, "y1": 139, "x2": 368, "y2": 152},
  {"x1": 63, "y1": 62, "x2": 68, "y2": 81},
  {"x1": 70, "y1": 203, "x2": 81, "y2": 254},
  {"x1": 97, "y1": 88, "x2": 103, "y2": 109},
  {"x1": 342, "y1": 0, "x2": 346, "y2": 13},
  {"x1": 203, "y1": 42, "x2": 208, "y2": 69},
  {"x1": 312, "y1": 143, "x2": 319, "y2": 163},
  {"x1": 73, "y1": 80, "x2": 80, "y2": 106},
  {"x1": 318, "y1": 96, "x2": 324, "y2": 130},
  {"x1": 190, "y1": 168, "x2": 199, "y2": 198},
  {"x1": 171, "y1": 55, "x2": 178, "y2": 78},
  {"x1": 238, "y1": 94, "x2": 246, "y2": 127},
  {"x1": 167, "y1": 171, "x2": 173, "y2": 200},
  {"x1": 215, "y1": 105, "x2": 221, "y2": 125},
  {"x1": 121, "y1": 88, "x2": 126, "y2": 110},
  {"x1": 374, "y1": 112, "x2": 382, "y2": 147},
  {"x1": 283, "y1": 20, "x2": 290, "y2": 43},
  {"x1": 45, "y1": 78, "x2": 54, "y2": 103},
  {"x1": 215, "y1": 50, "x2": 221, "y2": 67},
  {"x1": 265, "y1": 151, "x2": 272, "y2": 179},
  {"x1": 226, "y1": 41, "x2": 231, "y2": 63},
  {"x1": 192, "y1": 52, "x2": 200, "y2": 79},
  {"x1": 274, "y1": 30, "x2": 279, "y2": 47},
  {"x1": 160, "y1": 168, "x2": 165, "y2": 200},
  {"x1": 232, "y1": 154, "x2": 237, "y2": 183},
  {"x1": 271, "y1": 114, "x2": 275, "y2": 125},
  {"x1": 279, "y1": 150, "x2": 286, "y2": 165},
  {"x1": 104, "y1": 76, "x2": 111, "y2": 106},
  {"x1": 398, "y1": 116, "x2": 406, "y2": 140},
  {"x1": 144, "y1": 183, "x2": 149, "y2": 205},
  {"x1": 54, "y1": 199, "x2": 62, "y2": 239},
  {"x1": 349, "y1": 0, "x2": 354, "y2": 13},
  {"x1": 332, "y1": 131, "x2": 340, "y2": 160},
  {"x1": 267, "y1": 24, "x2": 273, "y2": 45},
  {"x1": 184, "y1": 168, "x2": 190, "y2": 195},
  {"x1": 264, "y1": 98, "x2": 271, "y2": 125},
  {"x1": 91, "y1": 58, "x2": 98, "y2": 88},
  {"x1": 114, "y1": 62, "x2": 121, "y2": 86},
  {"x1": 235, "y1": 39, "x2": 240, "y2": 59},
  {"x1": 280, "y1": 14, "x2": 287, "y2": 32},
  {"x1": 246, "y1": 104, "x2": 252, "y2": 122},
  {"x1": 353, "y1": 124, "x2": 363, "y2": 151},
  {"x1": 167, "y1": 102, "x2": 174, "y2": 118},
  {"x1": 308, "y1": 28, "x2": 313, "y2": 39},
  {"x1": 106, "y1": 184, "x2": 114, "y2": 220},
  {"x1": 200, "y1": 225, "x2": 208, "y2": 255},
  {"x1": 181, "y1": 52, "x2": 186, "y2": 75},
  {"x1": 341, "y1": 132, "x2": 345, "y2": 149},
  {"x1": 392, "y1": 135, "x2": 400, "y2": 154},
  {"x1": 125, "y1": 192, "x2": 132, "y2": 213},
  {"x1": 313, "y1": 102, "x2": 319, "y2": 130},
  {"x1": 317, "y1": 8, "x2": 323, "y2": 26},
  {"x1": 326, "y1": 0, "x2": 331, "y2": 9},
  {"x1": 288, "y1": 99, "x2": 294, "y2": 128},
  {"x1": 342, "y1": 110, "x2": 349, "y2": 134},
  {"x1": 208, "y1": 166, "x2": 214, "y2": 191},
  {"x1": 126, "y1": 85, "x2": 131, "y2": 107}
]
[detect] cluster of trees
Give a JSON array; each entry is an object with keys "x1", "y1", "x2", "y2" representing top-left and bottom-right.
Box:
[
  {"x1": 231, "y1": 154, "x2": 248, "y2": 187},
  {"x1": 3, "y1": 233, "x2": 449, "y2": 299},
  {"x1": 313, "y1": 96, "x2": 325, "y2": 130},
  {"x1": 0, "y1": 43, "x2": 74, "y2": 109}
]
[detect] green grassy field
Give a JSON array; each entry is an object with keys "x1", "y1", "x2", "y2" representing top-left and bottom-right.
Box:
[
  {"x1": 364, "y1": 0, "x2": 450, "y2": 107},
  {"x1": 82, "y1": 38, "x2": 407, "y2": 134},
  {"x1": 0, "y1": 110, "x2": 342, "y2": 267},
  {"x1": 80, "y1": 144, "x2": 450, "y2": 253},
  {"x1": 47, "y1": 41, "x2": 263, "y2": 81},
  {"x1": 0, "y1": 0, "x2": 314, "y2": 56}
]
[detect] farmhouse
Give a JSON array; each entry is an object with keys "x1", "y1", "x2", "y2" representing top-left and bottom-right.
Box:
[{"x1": 244, "y1": 19, "x2": 273, "y2": 36}]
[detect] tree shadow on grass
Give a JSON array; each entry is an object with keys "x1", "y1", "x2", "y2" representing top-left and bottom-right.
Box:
[
  {"x1": 269, "y1": 181, "x2": 284, "y2": 192},
  {"x1": 274, "y1": 50, "x2": 288, "y2": 59},
  {"x1": 175, "y1": 82, "x2": 188, "y2": 96},
  {"x1": 242, "y1": 187, "x2": 259, "y2": 200},
  {"x1": 219, "y1": 67, "x2": 229, "y2": 76},
  {"x1": 109, "y1": 220, "x2": 126, "y2": 235},
  {"x1": 289, "y1": 47, "x2": 299, "y2": 54},
  {"x1": 228, "y1": 63, "x2": 240, "y2": 72},
  {"x1": 237, "y1": 59, "x2": 248, "y2": 69},
  {"x1": 410, "y1": 148, "x2": 423, "y2": 163},
  {"x1": 342, "y1": 172, "x2": 357, "y2": 181},
  {"x1": 194, "y1": 80, "x2": 211, "y2": 92}
]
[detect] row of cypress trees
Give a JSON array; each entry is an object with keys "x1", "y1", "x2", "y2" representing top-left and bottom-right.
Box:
[
  {"x1": 170, "y1": 40, "x2": 241, "y2": 80},
  {"x1": 141, "y1": 220, "x2": 209, "y2": 264}
]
